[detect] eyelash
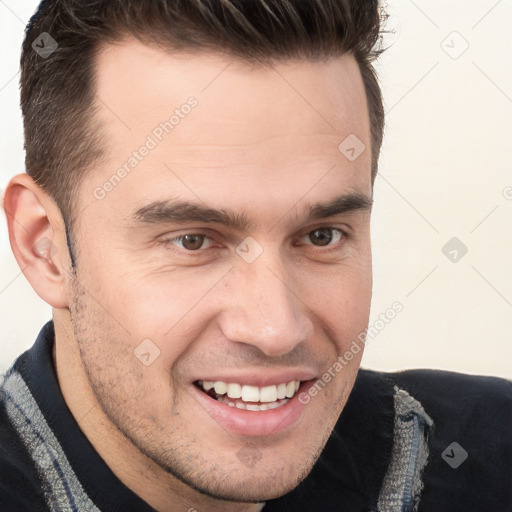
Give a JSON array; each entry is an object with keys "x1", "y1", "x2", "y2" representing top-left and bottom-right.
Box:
[{"x1": 160, "y1": 227, "x2": 349, "y2": 256}]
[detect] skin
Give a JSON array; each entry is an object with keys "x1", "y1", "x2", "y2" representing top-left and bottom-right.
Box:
[{"x1": 4, "y1": 39, "x2": 373, "y2": 511}]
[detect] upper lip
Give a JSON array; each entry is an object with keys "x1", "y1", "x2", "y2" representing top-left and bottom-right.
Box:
[{"x1": 192, "y1": 369, "x2": 318, "y2": 387}]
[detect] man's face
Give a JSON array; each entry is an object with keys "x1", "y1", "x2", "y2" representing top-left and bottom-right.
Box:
[{"x1": 67, "y1": 40, "x2": 373, "y2": 502}]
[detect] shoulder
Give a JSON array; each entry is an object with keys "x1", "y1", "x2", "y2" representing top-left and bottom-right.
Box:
[
  {"x1": 358, "y1": 368, "x2": 512, "y2": 510},
  {"x1": 358, "y1": 367, "x2": 512, "y2": 444},
  {"x1": 0, "y1": 369, "x2": 48, "y2": 510},
  {"x1": 358, "y1": 367, "x2": 512, "y2": 415},
  {"x1": 380, "y1": 368, "x2": 512, "y2": 458}
]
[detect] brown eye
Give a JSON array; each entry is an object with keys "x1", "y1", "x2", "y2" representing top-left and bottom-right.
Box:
[
  {"x1": 178, "y1": 234, "x2": 207, "y2": 251},
  {"x1": 164, "y1": 233, "x2": 214, "y2": 252},
  {"x1": 308, "y1": 228, "x2": 339, "y2": 247}
]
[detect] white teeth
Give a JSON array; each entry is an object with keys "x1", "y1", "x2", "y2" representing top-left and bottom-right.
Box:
[
  {"x1": 285, "y1": 381, "x2": 296, "y2": 398},
  {"x1": 242, "y1": 385, "x2": 260, "y2": 402},
  {"x1": 226, "y1": 383, "x2": 242, "y2": 399},
  {"x1": 214, "y1": 381, "x2": 227, "y2": 395},
  {"x1": 260, "y1": 385, "x2": 278, "y2": 403},
  {"x1": 203, "y1": 381, "x2": 215, "y2": 391},
  {"x1": 217, "y1": 393, "x2": 290, "y2": 411},
  {"x1": 199, "y1": 379, "x2": 302, "y2": 403}
]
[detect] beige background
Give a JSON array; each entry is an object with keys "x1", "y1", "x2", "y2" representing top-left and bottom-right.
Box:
[{"x1": 1, "y1": 1, "x2": 511, "y2": 377}]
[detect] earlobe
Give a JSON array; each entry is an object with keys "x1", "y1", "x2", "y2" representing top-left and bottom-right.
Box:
[{"x1": 3, "y1": 173, "x2": 71, "y2": 309}]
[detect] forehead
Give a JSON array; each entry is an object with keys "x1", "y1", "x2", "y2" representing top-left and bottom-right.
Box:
[
  {"x1": 93, "y1": 39, "x2": 369, "y2": 138},
  {"x1": 81, "y1": 39, "x2": 371, "y2": 223}
]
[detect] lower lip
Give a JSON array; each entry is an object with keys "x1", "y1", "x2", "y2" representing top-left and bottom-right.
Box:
[{"x1": 191, "y1": 383, "x2": 309, "y2": 437}]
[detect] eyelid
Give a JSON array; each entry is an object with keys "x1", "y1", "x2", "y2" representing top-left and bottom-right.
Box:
[
  {"x1": 159, "y1": 225, "x2": 350, "y2": 255},
  {"x1": 294, "y1": 226, "x2": 348, "y2": 250},
  {"x1": 164, "y1": 232, "x2": 216, "y2": 252},
  {"x1": 301, "y1": 227, "x2": 344, "y2": 240}
]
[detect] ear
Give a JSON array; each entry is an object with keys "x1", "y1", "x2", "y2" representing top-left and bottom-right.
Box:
[{"x1": 3, "y1": 173, "x2": 72, "y2": 309}]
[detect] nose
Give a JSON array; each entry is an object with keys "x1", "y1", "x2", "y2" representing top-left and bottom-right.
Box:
[{"x1": 219, "y1": 255, "x2": 312, "y2": 357}]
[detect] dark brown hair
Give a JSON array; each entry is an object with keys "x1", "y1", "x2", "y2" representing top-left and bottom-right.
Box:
[{"x1": 21, "y1": 0, "x2": 386, "y2": 266}]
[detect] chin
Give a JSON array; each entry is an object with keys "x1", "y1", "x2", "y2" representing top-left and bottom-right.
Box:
[{"x1": 188, "y1": 467, "x2": 309, "y2": 503}]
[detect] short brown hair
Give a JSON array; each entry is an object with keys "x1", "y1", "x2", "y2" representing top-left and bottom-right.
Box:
[{"x1": 21, "y1": 0, "x2": 386, "y2": 265}]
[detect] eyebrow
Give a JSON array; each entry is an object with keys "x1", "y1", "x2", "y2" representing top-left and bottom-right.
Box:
[{"x1": 130, "y1": 192, "x2": 372, "y2": 231}]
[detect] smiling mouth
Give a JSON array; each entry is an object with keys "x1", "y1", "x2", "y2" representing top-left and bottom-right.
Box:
[{"x1": 194, "y1": 379, "x2": 302, "y2": 412}]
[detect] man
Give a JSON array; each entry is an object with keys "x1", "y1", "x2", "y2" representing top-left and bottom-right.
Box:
[{"x1": 1, "y1": 1, "x2": 511, "y2": 511}]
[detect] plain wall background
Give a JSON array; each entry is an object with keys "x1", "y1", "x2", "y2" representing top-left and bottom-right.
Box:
[{"x1": 1, "y1": 1, "x2": 511, "y2": 377}]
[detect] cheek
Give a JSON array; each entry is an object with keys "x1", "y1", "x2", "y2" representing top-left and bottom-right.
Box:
[
  {"x1": 84, "y1": 249, "x2": 216, "y2": 333},
  {"x1": 69, "y1": 283, "x2": 176, "y2": 422},
  {"x1": 300, "y1": 257, "x2": 372, "y2": 339},
  {"x1": 129, "y1": 271, "x2": 224, "y2": 325}
]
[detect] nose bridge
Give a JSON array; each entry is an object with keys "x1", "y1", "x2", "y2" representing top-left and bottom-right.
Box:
[{"x1": 221, "y1": 253, "x2": 311, "y2": 357}]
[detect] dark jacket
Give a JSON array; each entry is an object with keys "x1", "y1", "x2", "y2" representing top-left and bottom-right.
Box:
[{"x1": 1, "y1": 321, "x2": 511, "y2": 511}]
